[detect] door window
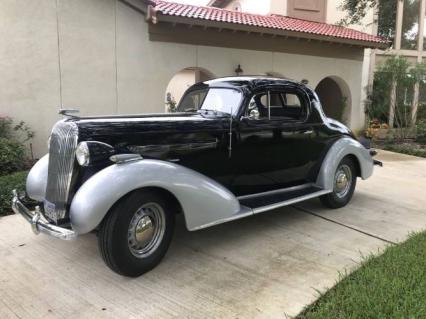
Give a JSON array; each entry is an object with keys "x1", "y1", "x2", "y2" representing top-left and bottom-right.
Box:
[{"x1": 247, "y1": 90, "x2": 307, "y2": 121}]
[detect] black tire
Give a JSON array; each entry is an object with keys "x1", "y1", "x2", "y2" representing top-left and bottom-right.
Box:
[
  {"x1": 320, "y1": 157, "x2": 357, "y2": 209},
  {"x1": 98, "y1": 189, "x2": 175, "y2": 277}
]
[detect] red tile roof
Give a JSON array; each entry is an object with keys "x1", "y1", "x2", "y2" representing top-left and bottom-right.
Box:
[{"x1": 153, "y1": 0, "x2": 387, "y2": 46}]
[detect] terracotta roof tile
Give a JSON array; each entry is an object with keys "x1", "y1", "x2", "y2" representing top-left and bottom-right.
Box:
[{"x1": 153, "y1": 0, "x2": 388, "y2": 45}]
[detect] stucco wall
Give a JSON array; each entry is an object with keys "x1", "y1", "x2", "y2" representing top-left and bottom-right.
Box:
[
  {"x1": 0, "y1": 0, "x2": 365, "y2": 158},
  {"x1": 326, "y1": 0, "x2": 375, "y2": 34}
]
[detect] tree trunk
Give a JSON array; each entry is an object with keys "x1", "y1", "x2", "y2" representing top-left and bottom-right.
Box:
[
  {"x1": 389, "y1": 79, "x2": 396, "y2": 128},
  {"x1": 411, "y1": 81, "x2": 419, "y2": 126}
]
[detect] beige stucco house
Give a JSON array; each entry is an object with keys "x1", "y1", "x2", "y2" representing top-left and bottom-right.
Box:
[{"x1": 0, "y1": 0, "x2": 387, "y2": 158}]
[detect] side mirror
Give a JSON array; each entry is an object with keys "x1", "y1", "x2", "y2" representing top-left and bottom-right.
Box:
[{"x1": 248, "y1": 109, "x2": 260, "y2": 120}]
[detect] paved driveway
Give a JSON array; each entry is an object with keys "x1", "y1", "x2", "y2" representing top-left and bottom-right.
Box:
[{"x1": 1, "y1": 150, "x2": 425, "y2": 318}]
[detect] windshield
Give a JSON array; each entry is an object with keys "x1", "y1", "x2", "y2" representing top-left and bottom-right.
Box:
[{"x1": 177, "y1": 88, "x2": 242, "y2": 115}]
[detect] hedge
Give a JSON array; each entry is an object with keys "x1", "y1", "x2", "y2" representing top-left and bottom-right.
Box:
[
  {"x1": 0, "y1": 171, "x2": 28, "y2": 216},
  {"x1": 0, "y1": 137, "x2": 26, "y2": 176}
]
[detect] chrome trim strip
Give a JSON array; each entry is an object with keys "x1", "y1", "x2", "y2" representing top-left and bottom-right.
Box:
[
  {"x1": 109, "y1": 153, "x2": 143, "y2": 164},
  {"x1": 12, "y1": 190, "x2": 77, "y2": 240},
  {"x1": 251, "y1": 189, "x2": 331, "y2": 214},
  {"x1": 237, "y1": 183, "x2": 314, "y2": 201}
]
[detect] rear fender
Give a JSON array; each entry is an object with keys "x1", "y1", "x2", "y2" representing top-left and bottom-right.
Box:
[
  {"x1": 69, "y1": 159, "x2": 241, "y2": 234},
  {"x1": 316, "y1": 137, "x2": 374, "y2": 191}
]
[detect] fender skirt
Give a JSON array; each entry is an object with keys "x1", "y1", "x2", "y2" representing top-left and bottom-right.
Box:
[{"x1": 69, "y1": 159, "x2": 241, "y2": 234}]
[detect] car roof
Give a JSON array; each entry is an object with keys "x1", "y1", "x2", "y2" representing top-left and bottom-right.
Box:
[
  {"x1": 203, "y1": 76, "x2": 302, "y2": 88},
  {"x1": 184, "y1": 76, "x2": 307, "y2": 94}
]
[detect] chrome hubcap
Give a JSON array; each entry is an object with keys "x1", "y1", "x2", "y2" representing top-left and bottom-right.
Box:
[
  {"x1": 334, "y1": 164, "x2": 352, "y2": 198},
  {"x1": 128, "y1": 203, "x2": 165, "y2": 258}
]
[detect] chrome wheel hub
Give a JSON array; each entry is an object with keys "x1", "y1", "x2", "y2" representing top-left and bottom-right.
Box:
[
  {"x1": 334, "y1": 164, "x2": 352, "y2": 198},
  {"x1": 128, "y1": 203, "x2": 165, "y2": 258}
]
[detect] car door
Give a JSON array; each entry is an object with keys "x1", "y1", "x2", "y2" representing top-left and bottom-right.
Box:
[{"x1": 230, "y1": 85, "x2": 323, "y2": 196}]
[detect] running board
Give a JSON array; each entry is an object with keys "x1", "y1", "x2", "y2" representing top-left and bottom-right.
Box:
[
  {"x1": 190, "y1": 184, "x2": 331, "y2": 231},
  {"x1": 238, "y1": 184, "x2": 331, "y2": 214}
]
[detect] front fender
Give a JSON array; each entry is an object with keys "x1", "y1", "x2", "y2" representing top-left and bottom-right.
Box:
[
  {"x1": 316, "y1": 137, "x2": 374, "y2": 191},
  {"x1": 26, "y1": 154, "x2": 49, "y2": 201},
  {"x1": 69, "y1": 159, "x2": 241, "y2": 234}
]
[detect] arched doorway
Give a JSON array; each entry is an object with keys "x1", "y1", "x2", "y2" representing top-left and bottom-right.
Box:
[
  {"x1": 165, "y1": 67, "x2": 215, "y2": 112},
  {"x1": 315, "y1": 76, "x2": 351, "y2": 124}
]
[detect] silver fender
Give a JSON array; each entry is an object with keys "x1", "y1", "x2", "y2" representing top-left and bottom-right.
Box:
[
  {"x1": 69, "y1": 159, "x2": 241, "y2": 234},
  {"x1": 316, "y1": 137, "x2": 374, "y2": 191},
  {"x1": 26, "y1": 154, "x2": 49, "y2": 201}
]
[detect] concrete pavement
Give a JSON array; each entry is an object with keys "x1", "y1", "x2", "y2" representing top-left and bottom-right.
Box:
[{"x1": 0, "y1": 150, "x2": 425, "y2": 318}]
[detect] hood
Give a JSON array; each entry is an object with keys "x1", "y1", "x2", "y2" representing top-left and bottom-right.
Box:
[{"x1": 67, "y1": 112, "x2": 228, "y2": 145}]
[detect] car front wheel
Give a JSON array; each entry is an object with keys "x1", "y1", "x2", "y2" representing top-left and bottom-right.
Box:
[
  {"x1": 98, "y1": 189, "x2": 175, "y2": 277},
  {"x1": 320, "y1": 157, "x2": 357, "y2": 209}
]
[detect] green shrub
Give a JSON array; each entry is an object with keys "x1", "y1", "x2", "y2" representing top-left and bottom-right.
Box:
[
  {"x1": 384, "y1": 143, "x2": 426, "y2": 158},
  {"x1": 0, "y1": 116, "x2": 13, "y2": 138},
  {"x1": 0, "y1": 138, "x2": 26, "y2": 176},
  {"x1": 416, "y1": 120, "x2": 426, "y2": 144},
  {"x1": 417, "y1": 103, "x2": 426, "y2": 121},
  {"x1": 0, "y1": 171, "x2": 28, "y2": 216}
]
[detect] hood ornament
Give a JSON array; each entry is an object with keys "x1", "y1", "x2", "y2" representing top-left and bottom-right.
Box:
[{"x1": 59, "y1": 108, "x2": 80, "y2": 118}]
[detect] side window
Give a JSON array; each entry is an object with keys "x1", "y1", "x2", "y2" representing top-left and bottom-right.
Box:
[
  {"x1": 179, "y1": 90, "x2": 207, "y2": 112},
  {"x1": 247, "y1": 90, "x2": 307, "y2": 121},
  {"x1": 283, "y1": 93, "x2": 302, "y2": 108}
]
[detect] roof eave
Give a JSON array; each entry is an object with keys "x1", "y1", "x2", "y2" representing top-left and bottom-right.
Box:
[
  {"x1": 118, "y1": 0, "x2": 153, "y2": 14},
  {"x1": 155, "y1": 14, "x2": 389, "y2": 50}
]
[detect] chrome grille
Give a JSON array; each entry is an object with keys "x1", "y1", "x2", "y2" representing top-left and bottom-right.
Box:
[{"x1": 44, "y1": 121, "x2": 78, "y2": 223}]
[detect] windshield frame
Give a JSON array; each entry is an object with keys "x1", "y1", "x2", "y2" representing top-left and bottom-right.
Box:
[{"x1": 177, "y1": 87, "x2": 244, "y2": 116}]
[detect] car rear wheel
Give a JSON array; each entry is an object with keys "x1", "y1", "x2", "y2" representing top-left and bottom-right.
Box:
[
  {"x1": 98, "y1": 189, "x2": 175, "y2": 277},
  {"x1": 320, "y1": 157, "x2": 357, "y2": 209}
]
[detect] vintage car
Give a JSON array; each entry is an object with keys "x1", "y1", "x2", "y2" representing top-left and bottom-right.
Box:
[{"x1": 12, "y1": 76, "x2": 381, "y2": 277}]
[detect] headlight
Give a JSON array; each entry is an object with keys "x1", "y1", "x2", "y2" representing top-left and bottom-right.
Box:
[
  {"x1": 75, "y1": 141, "x2": 115, "y2": 166},
  {"x1": 76, "y1": 142, "x2": 90, "y2": 166}
]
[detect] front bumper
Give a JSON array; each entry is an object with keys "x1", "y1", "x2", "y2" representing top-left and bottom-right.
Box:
[{"x1": 11, "y1": 190, "x2": 77, "y2": 240}]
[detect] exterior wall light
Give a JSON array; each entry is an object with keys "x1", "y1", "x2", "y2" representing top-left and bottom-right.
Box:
[{"x1": 234, "y1": 64, "x2": 243, "y2": 76}]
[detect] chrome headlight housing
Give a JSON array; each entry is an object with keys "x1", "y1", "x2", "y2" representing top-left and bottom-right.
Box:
[
  {"x1": 75, "y1": 142, "x2": 90, "y2": 166},
  {"x1": 75, "y1": 141, "x2": 115, "y2": 166}
]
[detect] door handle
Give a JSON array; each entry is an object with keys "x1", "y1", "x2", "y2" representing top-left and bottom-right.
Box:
[{"x1": 304, "y1": 130, "x2": 313, "y2": 135}]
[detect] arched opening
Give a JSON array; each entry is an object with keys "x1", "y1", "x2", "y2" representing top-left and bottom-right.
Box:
[
  {"x1": 165, "y1": 67, "x2": 215, "y2": 112},
  {"x1": 315, "y1": 76, "x2": 351, "y2": 124}
]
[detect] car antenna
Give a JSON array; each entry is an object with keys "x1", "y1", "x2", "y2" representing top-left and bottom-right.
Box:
[
  {"x1": 59, "y1": 108, "x2": 80, "y2": 118},
  {"x1": 228, "y1": 106, "x2": 233, "y2": 158}
]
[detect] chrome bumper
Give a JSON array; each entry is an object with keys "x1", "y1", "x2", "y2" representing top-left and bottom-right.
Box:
[{"x1": 12, "y1": 190, "x2": 77, "y2": 240}]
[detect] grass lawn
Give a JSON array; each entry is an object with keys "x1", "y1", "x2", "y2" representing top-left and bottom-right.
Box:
[{"x1": 297, "y1": 232, "x2": 426, "y2": 319}]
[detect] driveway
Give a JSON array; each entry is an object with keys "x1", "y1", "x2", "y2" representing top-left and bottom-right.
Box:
[{"x1": 1, "y1": 150, "x2": 425, "y2": 318}]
